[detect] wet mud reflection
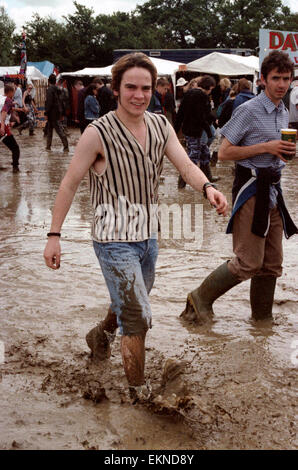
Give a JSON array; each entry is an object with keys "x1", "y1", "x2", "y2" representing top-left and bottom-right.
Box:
[{"x1": 0, "y1": 129, "x2": 297, "y2": 449}]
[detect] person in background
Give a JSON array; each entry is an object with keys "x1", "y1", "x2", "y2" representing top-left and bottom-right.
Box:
[
  {"x1": 45, "y1": 73, "x2": 69, "y2": 152},
  {"x1": 97, "y1": 79, "x2": 116, "y2": 117},
  {"x1": 232, "y1": 78, "x2": 255, "y2": 111},
  {"x1": 18, "y1": 83, "x2": 38, "y2": 136},
  {"x1": 219, "y1": 78, "x2": 231, "y2": 104},
  {"x1": 57, "y1": 78, "x2": 71, "y2": 135},
  {"x1": 11, "y1": 80, "x2": 23, "y2": 126},
  {"x1": 147, "y1": 77, "x2": 169, "y2": 114},
  {"x1": 256, "y1": 78, "x2": 265, "y2": 95},
  {"x1": 163, "y1": 81, "x2": 176, "y2": 126},
  {"x1": 174, "y1": 75, "x2": 218, "y2": 188},
  {"x1": 72, "y1": 79, "x2": 84, "y2": 128},
  {"x1": 218, "y1": 84, "x2": 239, "y2": 128},
  {"x1": 84, "y1": 84, "x2": 100, "y2": 128},
  {"x1": 289, "y1": 79, "x2": 298, "y2": 136},
  {"x1": 77, "y1": 78, "x2": 102, "y2": 133},
  {"x1": 0, "y1": 83, "x2": 20, "y2": 172}
]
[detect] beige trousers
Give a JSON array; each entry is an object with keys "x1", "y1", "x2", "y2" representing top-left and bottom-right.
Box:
[{"x1": 228, "y1": 196, "x2": 283, "y2": 281}]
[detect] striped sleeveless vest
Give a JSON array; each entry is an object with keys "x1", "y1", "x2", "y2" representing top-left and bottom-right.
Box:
[{"x1": 89, "y1": 110, "x2": 170, "y2": 242}]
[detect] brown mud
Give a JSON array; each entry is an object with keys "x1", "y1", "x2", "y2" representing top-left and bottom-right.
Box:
[{"x1": 0, "y1": 128, "x2": 297, "y2": 450}]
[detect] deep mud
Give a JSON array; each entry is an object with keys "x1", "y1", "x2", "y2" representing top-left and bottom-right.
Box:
[{"x1": 0, "y1": 128, "x2": 297, "y2": 450}]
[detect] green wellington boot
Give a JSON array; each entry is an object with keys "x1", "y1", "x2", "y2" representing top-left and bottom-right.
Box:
[
  {"x1": 250, "y1": 275, "x2": 277, "y2": 320},
  {"x1": 180, "y1": 261, "x2": 241, "y2": 324}
]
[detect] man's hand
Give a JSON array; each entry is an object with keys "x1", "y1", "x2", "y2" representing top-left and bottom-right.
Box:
[
  {"x1": 265, "y1": 139, "x2": 296, "y2": 161},
  {"x1": 44, "y1": 237, "x2": 61, "y2": 269},
  {"x1": 0, "y1": 125, "x2": 5, "y2": 136},
  {"x1": 206, "y1": 187, "x2": 229, "y2": 216}
]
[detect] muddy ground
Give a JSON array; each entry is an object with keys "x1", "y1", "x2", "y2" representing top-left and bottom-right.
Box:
[{"x1": 0, "y1": 127, "x2": 297, "y2": 450}]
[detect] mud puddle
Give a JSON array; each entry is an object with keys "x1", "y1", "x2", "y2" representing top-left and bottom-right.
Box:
[{"x1": 0, "y1": 128, "x2": 297, "y2": 449}]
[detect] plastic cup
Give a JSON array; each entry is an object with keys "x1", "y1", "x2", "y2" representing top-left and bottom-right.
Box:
[{"x1": 281, "y1": 128, "x2": 297, "y2": 160}]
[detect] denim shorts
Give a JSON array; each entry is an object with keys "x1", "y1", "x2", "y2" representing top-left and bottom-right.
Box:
[{"x1": 93, "y1": 238, "x2": 158, "y2": 336}]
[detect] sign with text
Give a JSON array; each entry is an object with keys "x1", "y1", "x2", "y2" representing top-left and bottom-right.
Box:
[{"x1": 259, "y1": 29, "x2": 298, "y2": 71}]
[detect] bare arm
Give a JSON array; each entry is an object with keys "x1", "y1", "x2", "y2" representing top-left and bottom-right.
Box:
[
  {"x1": 43, "y1": 126, "x2": 104, "y2": 269},
  {"x1": 0, "y1": 110, "x2": 7, "y2": 135},
  {"x1": 165, "y1": 125, "x2": 228, "y2": 215},
  {"x1": 218, "y1": 136, "x2": 296, "y2": 162}
]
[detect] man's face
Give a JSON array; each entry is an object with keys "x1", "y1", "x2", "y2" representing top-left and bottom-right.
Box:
[
  {"x1": 261, "y1": 68, "x2": 292, "y2": 104},
  {"x1": 114, "y1": 66, "x2": 152, "y2": 118}
]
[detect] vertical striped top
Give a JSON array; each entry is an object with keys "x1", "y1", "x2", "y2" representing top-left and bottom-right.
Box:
[{"x1": 89, "y1": 110, "x2": 170, "y2": 242}]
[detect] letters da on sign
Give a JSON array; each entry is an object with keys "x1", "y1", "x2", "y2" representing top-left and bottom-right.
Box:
[{"x1": 269, "y1": 31, "x2": 298, "y2": 51}]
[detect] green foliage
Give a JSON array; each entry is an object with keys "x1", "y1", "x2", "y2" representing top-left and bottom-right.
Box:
[
  {"x1": 0, "y1": 6, "x2": 16, "y2": 65},
  {"x1": 1, "y1": 1, "x2": 298, "y2": 71}
]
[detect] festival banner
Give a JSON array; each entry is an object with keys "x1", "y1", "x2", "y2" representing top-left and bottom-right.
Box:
[{"x1": 259, "y1": 28, "x2": 298, "y2": 70}]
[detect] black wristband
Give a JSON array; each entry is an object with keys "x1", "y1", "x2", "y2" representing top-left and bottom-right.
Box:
[
  {"x1": 203, "y1": 182, "x2": 217, "y2": 199},
  {"x1": 47, "y1": 232, "x2": 61, "y2": 238}
]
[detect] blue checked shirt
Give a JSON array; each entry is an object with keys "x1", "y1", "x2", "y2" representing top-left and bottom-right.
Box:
[
  {"x1": 221, "y1": 91, "x2": 288, "y2": 170},
  {"x1": 221, "y1": 91, "x2": 289, "y2": 207}
]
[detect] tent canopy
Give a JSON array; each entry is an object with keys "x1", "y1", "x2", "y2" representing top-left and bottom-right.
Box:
[
  {"x1": 62, "y1": 57, "x2": 182, "y2": 78},
  {"x1": 27, "y1": 60, "x2": 55, "y2": 77},
  {"x1": 0, "y1": 65, "x2": 47, "y2": 80},
  {"x1": 187, "y1": 52, "x2": 259, "y2": 76}
]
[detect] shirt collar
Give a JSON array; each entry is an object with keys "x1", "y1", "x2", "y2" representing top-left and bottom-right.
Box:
[{"x1": 259, "y1": 90, "x2": 286, "y2": 114}]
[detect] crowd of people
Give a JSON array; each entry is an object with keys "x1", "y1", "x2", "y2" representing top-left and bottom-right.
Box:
[
  {"x1": 40, "y1": 50, "x2": 297, "y2": 402},
  {"x1": 0, "y1": 50, "x2": 297, "y2": 403}
]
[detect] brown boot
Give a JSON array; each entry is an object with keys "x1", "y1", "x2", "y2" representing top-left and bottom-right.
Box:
[{"x1": 86, "y1": 309, "x2": 117, "y2": 361}]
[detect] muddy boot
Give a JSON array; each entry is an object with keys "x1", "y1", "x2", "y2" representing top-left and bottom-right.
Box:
[
  {"x1": 178, "y1": 174, "x2": 186, "y2": 189},
  {"x1": 210, "y1": 151, "x2": 218, "y2": 167},
  {"x1": 180, "y1": 261, "x2": 241, "y2": 324},
  {"x1": 129, "y1": 381, "x2": 152, "y2": 404},
  {"x1": 250, "y1": 275, "x2": 276, "y2": 320},
  {"x1": 200, "y1": 162, "x2": 220, "y2": 182},
  {"x1": 86, "y1": 309, "x2": 117, "y2": 361},
  {"x1": 86, "y1": 322, "x2": 115, "y2": 361}
]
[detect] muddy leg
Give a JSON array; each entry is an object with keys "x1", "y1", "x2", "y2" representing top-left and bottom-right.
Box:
[{"x1": 120, "y1": 334, "x2": 146, "y2": 387}]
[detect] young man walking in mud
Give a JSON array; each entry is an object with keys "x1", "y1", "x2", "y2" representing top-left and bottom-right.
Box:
[
  {"x1": 181, "y1": 50, "x2": 297, "y2": 324},
  {"x1": 43, "y1": 53, "x2": 228, "y2": 401}
]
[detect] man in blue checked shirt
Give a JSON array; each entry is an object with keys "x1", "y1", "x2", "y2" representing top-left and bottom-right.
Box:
[{"x1": 181, "y1": 50, "x2": 297, "y2": 323}]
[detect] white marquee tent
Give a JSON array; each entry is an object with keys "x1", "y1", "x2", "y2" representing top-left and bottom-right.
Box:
[
  {"x1": 186, "y1": 52, "x2": 259, "y2": 76},
  {"x1": 61, "y1": 57, "x2": 183, "y2": 80},
  {"x1": 0, "y1": 65, "x2": 47, "y2": 80}
]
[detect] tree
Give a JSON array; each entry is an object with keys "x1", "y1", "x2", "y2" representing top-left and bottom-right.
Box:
[
  {"x1": 12, "y1": 14, "x2": 69, "y2": 70},
  {"x1": 217, "y1": 0, "x2": 294, "y2": 49},
  {"x1": 0, "y1": 6, "x2": 16, "y2": 65}
]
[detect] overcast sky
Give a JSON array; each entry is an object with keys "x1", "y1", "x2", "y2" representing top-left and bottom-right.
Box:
[{"x1": 2, "y1": 0, "x2": 297, "y2": 33}]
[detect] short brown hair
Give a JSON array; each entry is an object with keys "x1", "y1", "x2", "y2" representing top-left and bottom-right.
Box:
[
  {"x1": 111, "y1": 53, "x2": 157, "y2": 93},
  {"x1": 198, "y1": 75, "x2": 216, "y2": 91},
  {"x1": 4, "y1": 84, "x2": 15, "y2": 94},
  {"x1": 156, "y1": 77, "x2": 169, "y2": 87},
  {"x1": 261, "y1": 50, "x2": 294, "y2": 80},
  {"x1": 237, "y1": 78, "x2": 251, "y2": 92}
]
